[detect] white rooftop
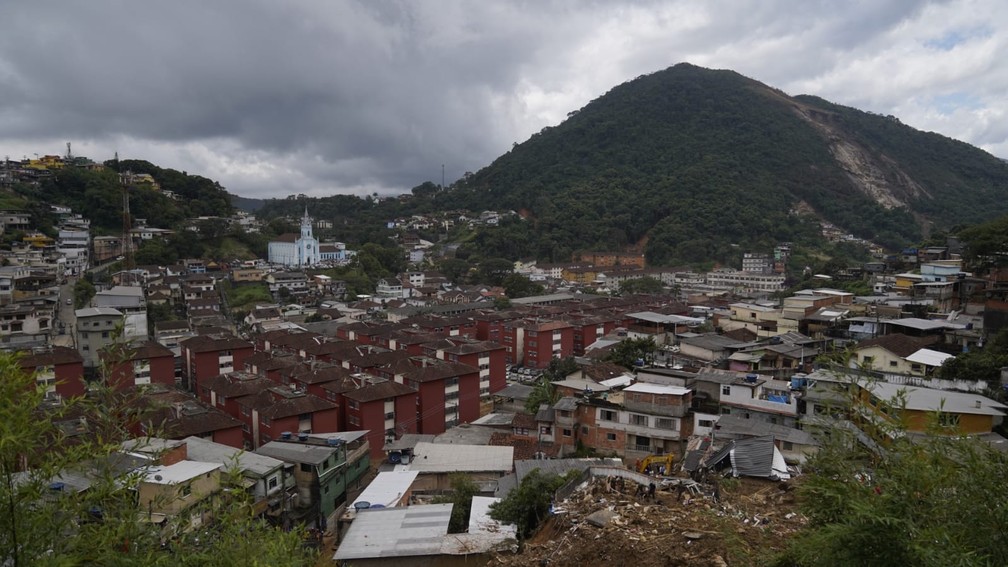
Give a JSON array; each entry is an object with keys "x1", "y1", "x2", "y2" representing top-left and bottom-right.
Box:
[
  {"x1": 599, "y1": 374, "x2": 634, "y2": 389},
  {"x1": 905, "y1": 348, "x2": 955, "y2": 367},
  {"x1": 623, "y1": 382, "x2": 691, "y2": 396},
  {"x1": 351, "y1": 470, "x2": 419, "y2": 509},
  {"x1": 865, "y1": 381, "x2": 1007, "y2": 417},
  {"x1": 627, "y1": 311, "x2": 705, "y2": 325},
  {"x1": 552, "y1": 377, "x2": 610, "y2": 393},
  {"x1": 407, "y1": 442, "x2": 513, "y2": 473},
  {"x1": 182, "y1": 436, "x2": 285, "y2": 478},
  {"x1": 334, "y1": 504, "x2": 452, "y2": 560},
  {"x1": 144, "y1": 460, "x2": 221, "y2": 485},
  {"x1": 469, "y1": 496, "x2": 517, "y2": 537}
]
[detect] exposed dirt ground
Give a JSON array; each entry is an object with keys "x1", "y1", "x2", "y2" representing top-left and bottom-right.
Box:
[{"x1": 489, "y1": 475, "x2": 806, "y2": 567}]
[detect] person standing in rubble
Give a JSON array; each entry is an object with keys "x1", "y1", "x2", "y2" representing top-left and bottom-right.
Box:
[{"x1": 648, "y1": 482, "x2": 656, "y2": 500}]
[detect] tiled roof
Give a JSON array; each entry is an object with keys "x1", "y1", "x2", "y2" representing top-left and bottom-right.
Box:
[
  {"x1": 18, "y1": 346, "x2": 83, "y2": 367},
  {"x1": 343, "y1": 378, "x2": 416, "y2": 403},
  {"x1": 180, "y1": 333, "x2": 253, "y2": 353},
  {"x1": 855, "y1": 333, "x2": 939, "y2": 358}
]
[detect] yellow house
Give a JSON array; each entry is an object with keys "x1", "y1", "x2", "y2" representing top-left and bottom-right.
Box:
[
  {"x1": 139, "y1": 460, "x2": 222, "y2": 529},
  {"x1": 851, "y1": 334, "x2": 938, "y2": 375},
  {"x1": 892, "y1": 272, "x2": 923, "y2": 295},
  {"x1": 725, "y1": 302, "x2": 781, "y2": 337},
  {"x1": 22, "y1": 233, "x2": 54, "y2": 248},
  {"x1": 858, "y1": 381, "x2": 1006, "y2": 436},
  {"x1": 561, "y1": 266, "x2": 600, "y2": 285}
]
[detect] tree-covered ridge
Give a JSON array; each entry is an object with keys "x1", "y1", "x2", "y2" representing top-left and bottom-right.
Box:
[
  {"x1": 432, "y1": 63, "x2": 1007, "y2": 265},
  {"x1": 10, "y1": 158, "x2": 235, "y2": 235}
]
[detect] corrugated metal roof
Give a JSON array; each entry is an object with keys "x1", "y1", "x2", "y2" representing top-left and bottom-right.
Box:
[
  {"x1": 407, "y1": 442, "x2": 513, "y2": 473},
  {"x1": 334, "y1": 504, "x2": 452, "y2": 560},
  {"x1": 352, "y1": 470, "x2": 419, "y2": 509}
]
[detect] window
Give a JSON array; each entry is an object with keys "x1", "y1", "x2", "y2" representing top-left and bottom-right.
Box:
[
  {"x1": 782, "y1": 441, "x2": 794, "y2": 451},
  {"x1": 347, "y1": 399, "x2": 358, "y2": 410},
  {"x1": 268, "y1": 477, "x2": 278, "y2": 489},
  {"x1": 698, "y1": 419, "x2": 714, "y2": 428},
  {"x1": 385, "y1": 412, "x2": 395, "y2": 420},
  {"x1": 862, "y1": 355, "x2": 874, "y2": 364},
  {"x1": 630, "y1": 414, "x2": 648, "y2": 427},
  {"x1": 349, "y1": 415, "x2": 360, "y2": 426},
  {"x1": 600, "y1": 409, "x2": 617, "y2": 422},
  {"x1": 606, "y1": 432, "x2": 617, "y2": 441},
  {"x1": 445, "y1": 377, "x2": 459, "y2": 387},
  {"x1": 180, "y1": 485, "x2": 191, "y2": 498},
  {"x1": 722, "y1": 385, "x2": 731, "y2": 396},
  {"x1": 540, "y1": 426, "x2": 552, "y2": 435},
  {"x1": 242, "y1": 423, "x2": 250, "y2": 433},
  {"x1": 300, "y1": 463, "x2": 312, "y2": 473},
  {"x1": 655, "y1": 418, "x2": 675, "y2": 430},
  {"x1": 889, "y1": 360, "x2": 898, "y2": 367},
  {"x1": 562, "y1": 428, "x2": 572, "y2": 437},
  {"x1": 261, "y1": 416, "x2": 271, "y2": 426}
]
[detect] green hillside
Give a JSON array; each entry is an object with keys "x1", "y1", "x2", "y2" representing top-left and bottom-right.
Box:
[{"x1": 441, "y1": 63, "x2": 1008, "y2": 265}]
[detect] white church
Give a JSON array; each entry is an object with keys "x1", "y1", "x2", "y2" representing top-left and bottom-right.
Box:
[{"x1": 267, "y1": 208, "x2": 319, "y2": 267}]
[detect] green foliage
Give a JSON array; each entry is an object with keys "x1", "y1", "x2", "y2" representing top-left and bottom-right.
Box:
[
  {"x1": 776, "y1": 427, "x2": 1008, "y2": 566},
  {"x1": 524, "y1": 378, "x2": 557, "y2": 414},
  {"x1": 73, "y1": 278, "x2": 95, "y2": 308},
  {"x1": 935, "y1": 330, "x2": 1008, "y2": 386},
  {"x1": 223, "y1": 283, "x2": 273, "y2": 312},
  {"x1": 501, "y1": 273, "x2": 543, "y2": 299},
  {"x1": 617, "y1": 276, "x2": 665, "y2": 294},
  {"x1": 432, "y1": 474, "x2": 480, "y2": 533},
  {"x1": 472, "y1": 257, "x2": 514, "y2": 286},
  {"x1": 489, "y1": 469, "x2": 573, "y2": 539},
  {"x1": 0, "y1": 351, "x2": 315, "y2": 566},
  {"x1": 605, "y1": 337, "x2": 657, "y2": 369},
  {"x1": 955, "y1": 212, "x2": 1008, "y2": 268}
]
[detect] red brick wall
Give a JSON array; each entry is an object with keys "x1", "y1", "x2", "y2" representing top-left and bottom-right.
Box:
[
  {"x1": 417, "y1": 380, "x2": 446, "y2": 434},
  {"x1": 458, "y1": 371, "x2": 480, "y2": 424},
  {"x1": 55, "y1": 362, "x2": 86, "y2": 398},
  {"x1": 212, "y1": 427, "x2": 244, "y2": 449},
  {"x1": 150, "y1": 356, "x2": 175, "y2": 387},
  {"x1": 311, "y1": 407, "x2": 339, "y2": 433}
]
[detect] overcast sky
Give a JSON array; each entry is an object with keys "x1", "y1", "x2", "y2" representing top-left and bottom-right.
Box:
[{"x1": 1, "y1": 1, "x2": 1005, "y2": 199}]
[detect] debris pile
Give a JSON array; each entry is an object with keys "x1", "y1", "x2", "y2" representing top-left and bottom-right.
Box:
[{"x1": 490, "y1": 474, "x2": 807, "y2": 566}]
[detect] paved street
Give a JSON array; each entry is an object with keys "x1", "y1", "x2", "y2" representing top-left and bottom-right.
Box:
[{"x1": 50, "y1": 277, "x2": 77, "y2": 348}]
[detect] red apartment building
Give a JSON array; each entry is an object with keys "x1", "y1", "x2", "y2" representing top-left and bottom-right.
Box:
[
  {"x1": 132, "y1": 386, "x2": 244, "y2": 448},
  {"x1": 422, "y1": 337, "x2": 507, "y2": 399},
  {"x1": 102, "y1": 340, "x2": 176, "y2": 390},
  {"x1": 568, "y1": 313, "x2": 625, "y2": 355},
  {"x1": 342, "y1": 375, "x2": 417, "y2": 457},
  {"x1": 179, "y1": 333, "x2": 254, "y2": 393},
  {"x1": 502, "y1": 319, "x2": 575, "y2": 369},
  {"x1": 240, "y1": 386, "x2": 339, "y2": 448},
  {"x1": 397, "y1": 359, "x2": 481, "y2": 435},
  {"x1": 17, "y1": 346, "x2": 85, "y2": 400}
]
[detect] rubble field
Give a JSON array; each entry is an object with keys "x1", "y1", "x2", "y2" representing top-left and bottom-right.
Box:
[{"x1": 490, "y1": 475, "x2": 807, "y2": 567}]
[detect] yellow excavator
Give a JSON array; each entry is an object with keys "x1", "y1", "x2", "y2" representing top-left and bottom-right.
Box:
[{"x1": 636, "y1": 453, "x2": 676, "y2": 476}]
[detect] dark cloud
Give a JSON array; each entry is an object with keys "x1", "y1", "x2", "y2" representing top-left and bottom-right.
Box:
[{"x1": 0, "y1": 1, "x2": 1005, "y2": 198}]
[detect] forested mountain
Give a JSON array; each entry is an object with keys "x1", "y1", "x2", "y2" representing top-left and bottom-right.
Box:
[
  {"x1": 5, "y1": 158, "x2": 233, "y2": 235},
  {"x1": 433, "y1": 63, "x2": 1008, "y2": 265}
]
